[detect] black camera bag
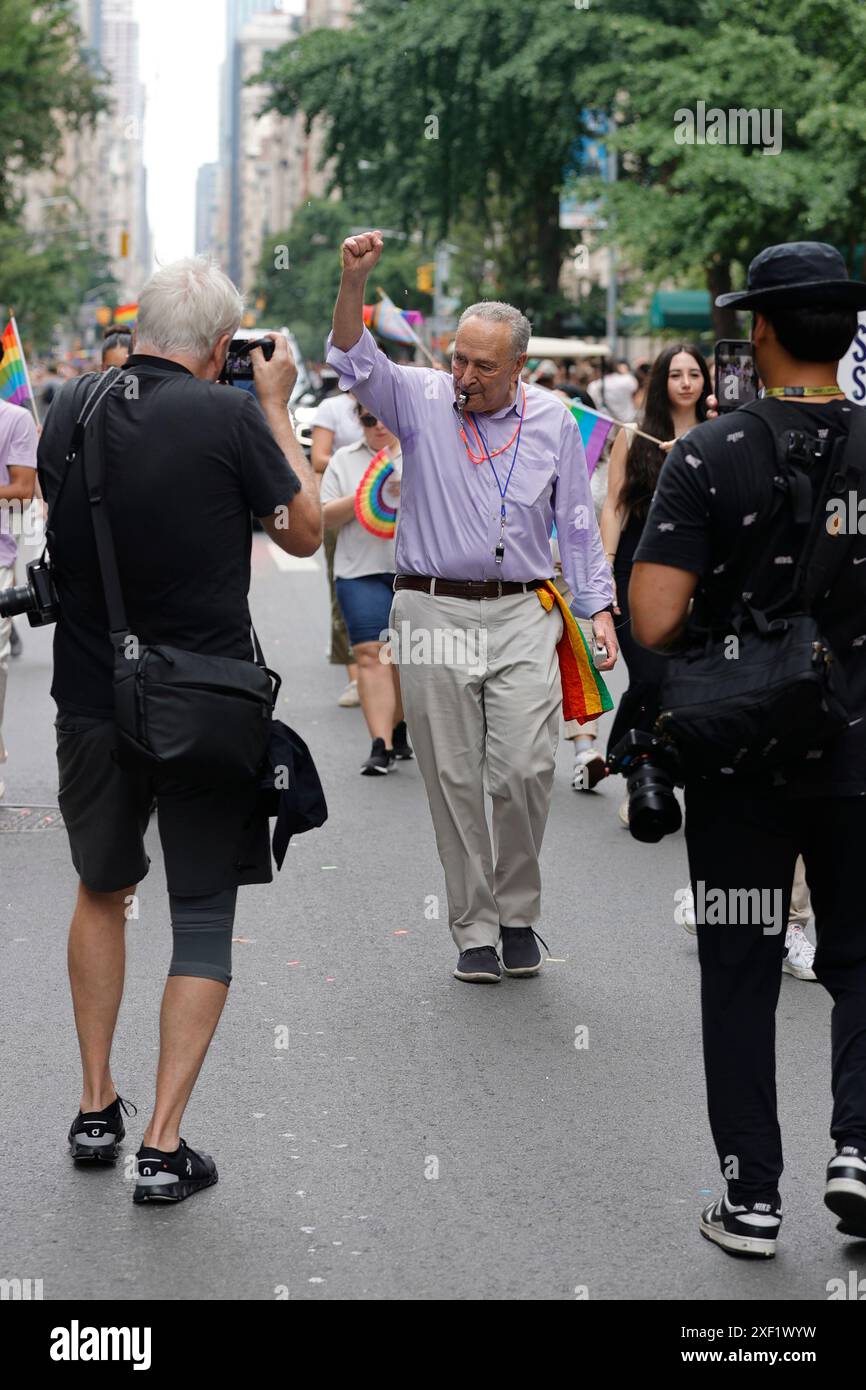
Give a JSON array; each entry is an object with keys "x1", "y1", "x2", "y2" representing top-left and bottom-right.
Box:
[
  {"x1": 655, "y1": 398, "x2": 866, "y2": 776},
  {"x1": 70, "y1": 369, "x2": 278, "y2": 784}
]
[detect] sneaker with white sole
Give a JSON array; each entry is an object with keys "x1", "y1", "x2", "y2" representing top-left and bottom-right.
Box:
[
  {"x1": 617, "y1": 798, "x2": 630, "y2": 828},
  {"x1": 338, "y1": 679, "x2": 360, "y2": 708},
  {"x1": 824, "y1": 1146, "x2": 866, "y2": 1237},
  {"x1": 572, "y1": 747, "x2": 606, "y2": 792},
  {"x1": 677, "y1": 883, "x2": 697, "y2": 936},
  {"x1": 500, "y1": 926, "x2": 549, "y2": 977},
  {"x1": 700, "y1": 1191, "x2": 782, "y2": 1258},
  {"x1": 782, "y1": 922, "x2": 817, "y2": 980},
  {"x1": 453, "y1": 945, "x2": 501, "y2": 983}
]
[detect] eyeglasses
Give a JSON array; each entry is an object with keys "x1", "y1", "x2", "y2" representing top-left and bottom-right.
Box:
[{"x1": 358, "y1": 412, "x2": 380, "y2": 427}]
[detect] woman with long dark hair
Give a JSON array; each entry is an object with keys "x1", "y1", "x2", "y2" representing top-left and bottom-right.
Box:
[{"x1": 600, "y1": 344, "x2": 711, "y2": 817}]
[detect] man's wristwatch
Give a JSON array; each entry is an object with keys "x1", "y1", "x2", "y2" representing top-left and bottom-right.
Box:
[{"x1": 591, "y1": 605, "x2": 615, "y2": 619}]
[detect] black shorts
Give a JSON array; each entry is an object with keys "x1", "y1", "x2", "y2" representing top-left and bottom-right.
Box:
[{"x1": 56, "y1": 714, "x2": 272, "y2": 895}]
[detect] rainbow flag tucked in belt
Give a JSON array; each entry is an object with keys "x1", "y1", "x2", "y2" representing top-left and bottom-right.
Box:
[
  {"x1": 536, "y1": 580, "x2": 613, "y2": 732},
  {"x1": 113, "y1": 303, "x2": 138, "y2": 325},
  {"x1": 0, "y1": 318, "x2": 32, "y2": 406},
  {"x1": 570, "y1": 402, "x2": 615, "y2": 476}
]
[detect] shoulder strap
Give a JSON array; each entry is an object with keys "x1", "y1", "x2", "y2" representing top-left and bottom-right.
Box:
[
  {"x1": 79, "y1": 369, "x2": 130, "y2": 647},
  {"x1": 794, "y1": 402, "x2": 866, "y2": 612}
]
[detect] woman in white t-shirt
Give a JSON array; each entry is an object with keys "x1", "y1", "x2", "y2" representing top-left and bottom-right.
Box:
[{"x1": 320, "y1": 403, "x2": 413, "y2": 777}]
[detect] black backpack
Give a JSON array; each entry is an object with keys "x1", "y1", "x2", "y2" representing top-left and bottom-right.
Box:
[{"x1": 655, "y1": 399, "x2": 866, "y2": 776}]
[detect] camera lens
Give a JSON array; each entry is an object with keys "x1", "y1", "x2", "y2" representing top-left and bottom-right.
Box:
[
  {"x1": 626, "y1": 760, "x2": 682, "y2": 844},
  {"x1": 0, "y1": 584, "x2": 34, "y2": 620}
]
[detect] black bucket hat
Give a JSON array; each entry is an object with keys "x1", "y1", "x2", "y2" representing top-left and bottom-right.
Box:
[{"x1": 715, "y1": 241, "x2": 866, "y2": 311}]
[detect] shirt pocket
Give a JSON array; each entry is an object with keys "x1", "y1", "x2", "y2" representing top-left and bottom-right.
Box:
[{"x1": 506, "y1": 458, "x2": 556, "y2": 508}]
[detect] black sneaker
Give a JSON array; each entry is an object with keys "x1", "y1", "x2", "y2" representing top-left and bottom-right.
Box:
[
  {"x1": 500, "y1": 926, "x2": 549, "y2": 977},
  {"x1": 133, "y1": 1138, "x2": 218, "y2": 1205},
  {"x1": 699, "y1": 1191, "x2": 782, "y2": 1258},
  {"x1": 825, "y1": 1146, "x2": 866, "y2": 1236},
  {"x1": 9, "y1": 621, "x2": 22, "y2": 658},
  {"x1": 454, "y1": 945, "x2": 501, "y2": 982},
  {"x1": 361, "y1": 738, "x2": 391, "y2": 776},
  {"x1": 391, "y1": 721, "x2": 414, "y2": 761},
  {"x1": 68, "y1": 1094, "x2": 137, "y2": 1163}
]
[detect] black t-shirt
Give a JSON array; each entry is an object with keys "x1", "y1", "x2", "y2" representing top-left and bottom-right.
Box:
[
  {"x1": 634, "y1": 399, "x2": 866, "y2": 796},
  {"x1": 37, "y1": 355, "x2": 301, "y2": 717}
]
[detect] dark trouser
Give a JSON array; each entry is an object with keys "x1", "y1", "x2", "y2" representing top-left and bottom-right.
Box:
[{"x1": 685, "y1": 782, "x2": 866, "y2": 1202}]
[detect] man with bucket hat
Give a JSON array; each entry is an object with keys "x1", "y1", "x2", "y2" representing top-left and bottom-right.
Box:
[{"x1": 627, "y1": 242, "x2": 866, "y2": 1258}]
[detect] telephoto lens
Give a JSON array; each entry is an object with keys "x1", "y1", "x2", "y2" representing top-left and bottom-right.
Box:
[
  {"x1": 608, "y1": 729, "x2": 683, "y2": 844},
  {"x1": 624, "y1": 758, "x2": 682, "y2": 843}
]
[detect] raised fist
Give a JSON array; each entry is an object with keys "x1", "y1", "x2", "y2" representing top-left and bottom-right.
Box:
[{"x1": 341, "y1": 230, "x2": 384, "y2": 277}]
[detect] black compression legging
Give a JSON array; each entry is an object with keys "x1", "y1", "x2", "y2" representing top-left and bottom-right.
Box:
[{"x1": 167, "y1": 887, "x2": 238, "y2": 986}]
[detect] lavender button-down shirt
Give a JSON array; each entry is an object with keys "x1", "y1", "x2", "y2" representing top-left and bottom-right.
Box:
[{"x1": 326, "y1": 329, "x2": 613, "y2": 618}]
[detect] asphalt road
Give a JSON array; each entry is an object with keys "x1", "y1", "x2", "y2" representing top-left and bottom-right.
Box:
[{"x1": 1, "y1": 532, "x2": 864, "y2": 1301}]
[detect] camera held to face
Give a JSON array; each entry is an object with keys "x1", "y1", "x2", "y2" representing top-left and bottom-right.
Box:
[
  {"x1": 607, "y1": 729, "x2": 683, "y2": 844},
  {"x1": 0, "y1": 556, "x2": 60, "y2": 627}
]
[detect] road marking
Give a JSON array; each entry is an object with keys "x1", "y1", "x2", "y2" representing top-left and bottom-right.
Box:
[{"x1": 268, "y1": 540, "x2": 321, "y2": 573}]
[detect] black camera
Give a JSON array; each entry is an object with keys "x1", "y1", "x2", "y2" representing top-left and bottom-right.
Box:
[
  {"x1": 219, "y1": 336, "x2": 275, "y2": 384},
  {"x1": 0, "y1": 556, "x2": 60, "y2": 627},
  {"x1": 607, "y1": 729, "x2": 683, "y2": 844}
]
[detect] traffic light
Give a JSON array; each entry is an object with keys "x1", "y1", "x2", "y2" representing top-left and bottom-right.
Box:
[
  {"x1": 120, "y1": 230, "x2": 130, "y2": 259},
  {"x1": 416, "y1": 262, "x2": 434, "y2": 294}
]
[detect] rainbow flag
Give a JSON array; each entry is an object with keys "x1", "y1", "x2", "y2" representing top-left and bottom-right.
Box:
[
  {"x1": 537, "y1": 581, "x2": 613, "y2": 728},
  {"x1": 570, "y1": 402, "x2": 615, "y2": 476},
  {"x1": 113, "y1": 303, "x2": 138, "y2": 325},
  {"x1": 0, "y1": 318, "x2": 32, "y2": 407}
]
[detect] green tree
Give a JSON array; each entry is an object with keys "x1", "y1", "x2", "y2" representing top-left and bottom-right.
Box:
[
  {"x1": 254, "y1": 198, "x2": 432, "y2": 360},
  {"x1": 256, "y1": 0, "x2": 597, "y2": 330},
  {"x1": 579, "y1": 0, "x2": 866, "y2": 335},
  {"x1": 257, "y1": 0, "x2": 866, "y2": 338},
  {"x1": 0, "y1": 0, "x2": 107, "y2": 224},
  {"x1": 0, "y1": 224, "x2": 117, "y2": 352}
]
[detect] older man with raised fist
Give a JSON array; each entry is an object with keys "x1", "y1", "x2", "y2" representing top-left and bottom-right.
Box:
[{"x1": 328, "y1": 230, "x2": 617, "y2": 983}]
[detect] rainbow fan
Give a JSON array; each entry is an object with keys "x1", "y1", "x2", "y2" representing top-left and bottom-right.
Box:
[{"x1": 354, "y1": 448, "x2": 399, "y2": 538}]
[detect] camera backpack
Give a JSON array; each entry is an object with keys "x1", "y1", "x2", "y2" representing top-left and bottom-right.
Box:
[{"x1": 655, "y1": 398, "x2": 866, "y2": 776}]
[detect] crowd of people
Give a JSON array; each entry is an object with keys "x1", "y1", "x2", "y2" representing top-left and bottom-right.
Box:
[{"x1": 1, "y1": 236, "x2": 864, "y2": 1265}]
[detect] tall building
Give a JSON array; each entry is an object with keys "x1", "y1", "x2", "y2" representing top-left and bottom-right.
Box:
[
  {"x1": 195, "y1": 163, "x2": 220, "y2": 257},
  {"x1": 20, "y1": 0, "x2": 151, "y2": 306},
  {"x1": 305, "y1": 0, "x2": 354, "y2": 28}
]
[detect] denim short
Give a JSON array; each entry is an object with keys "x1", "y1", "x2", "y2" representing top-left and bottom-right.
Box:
[{"x1": 335, "y1": 573, "x2": 395, "y2": 645}]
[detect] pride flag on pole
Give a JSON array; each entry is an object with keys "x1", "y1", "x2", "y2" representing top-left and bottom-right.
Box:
[
  {"x1": 0, "y1": 318, "x2": 34, "y2": 407},
  {"x1": 113, "y1": 303, "x2": 138, "y2": 325},
  {"x1": 570, "y1": 401, "x2": 615, "y2": 476},
  {"x1": 364, "y1": 291, "x2": 423, "y2": 347}
]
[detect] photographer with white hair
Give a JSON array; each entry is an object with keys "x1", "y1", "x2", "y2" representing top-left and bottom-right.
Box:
[{"x1": 36, "y1": 256, "x2": 321, "y2": 1205}]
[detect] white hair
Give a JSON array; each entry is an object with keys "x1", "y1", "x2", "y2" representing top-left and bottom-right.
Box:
[
  {"x1": 458, "y1": 300, "x2": 531, "y2": 357},
  {"x1": 136, "y1": 256, "x2": 244, "y2": 362}
]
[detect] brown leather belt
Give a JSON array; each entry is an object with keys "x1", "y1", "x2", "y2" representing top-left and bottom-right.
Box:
[{"x1": 394, "y1": 574, "x2": 548, "y2": 600}]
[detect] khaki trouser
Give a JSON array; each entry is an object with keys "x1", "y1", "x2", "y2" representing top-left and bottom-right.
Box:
[
  {"x1": 0, "y1": 564, "x2": 12, "y2": 765},
  {"x1": 391, "y1": 586, "x2": 563, "y2": 949}
]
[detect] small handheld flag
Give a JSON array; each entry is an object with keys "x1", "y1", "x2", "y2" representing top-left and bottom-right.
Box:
[
  {"x1": 363, "y1": 293, "x2": 418, "y2": 346},
  {"x1": 0, "y1": 318, "x2": 33, "y2": 408},
  {"x1": 570, "y1": 403, "x2": 615, "y2": 476},
  {"x1": 354, "y1": 448, "x2": 399, "y2": 538}
]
